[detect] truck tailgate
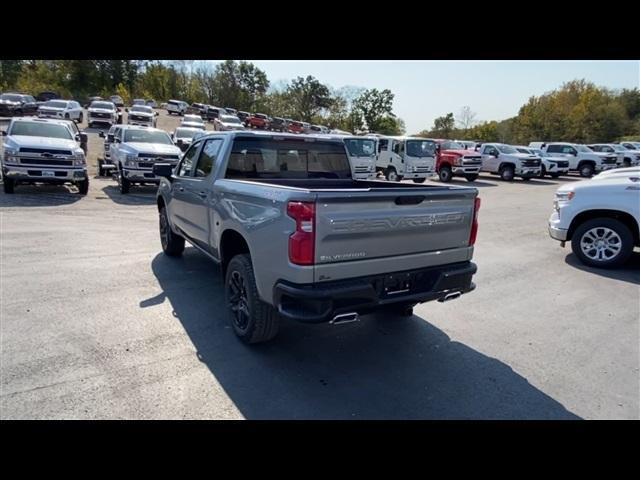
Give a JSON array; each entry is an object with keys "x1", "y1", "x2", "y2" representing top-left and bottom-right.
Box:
[{"x1": 313, "y1": 187, "x2": 477, "y2": 282}]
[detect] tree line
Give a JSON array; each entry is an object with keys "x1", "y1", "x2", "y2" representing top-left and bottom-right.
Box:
[
  {"x1": 0, "y1": 60, "x2": 405, "y2": 135},
  {"x1": 419, "y1": 80, "x2": 640, "y2": 144}
]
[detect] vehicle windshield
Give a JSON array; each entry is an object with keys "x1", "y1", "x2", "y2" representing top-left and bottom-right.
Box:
[
  {"x1": 220, "y1": 115, "x2": 241, "y2": 124},
  {"x1": 124, "y1": 129, "x2": 172, "y2": 145},
  {"x1": 344, "y1": 138, "x2": 376, "y2": 157},
  {"x1": 255, "y1": 114, "x2": 267, "y2": 119},
  {"x1": 497, "y1": 144, "x2": 518, "y2": 154},
  {"x1": 441, "y1": 141, "x2": 464, "y2": 150},
  {"x1": 9, "y1": 121, "x2": 73, "y2": 139},
  {"x1": 611, "y1": 145, "x2": 626, "y2": 152},
  {"x1": 43, "y1": 100, "x2": 69, "y2": 108},
  {"x1": 226, "y1": 137, "x2": 352, "y2": 179},
  {"x1": 90, "y1": 102, "x2": 115, "y2": 110},
  {"x1": 131, "y1": 106, "x2": 153, "y2": 114},
  {"x1": 531, "y1": 149, "x2": 545, "y2": 156},
  {"x1": 133, "y1": 99, "x2": 145, "y2": 105},
  {"x1": 515, "y1": 147, "x2": 531, "y2": 154},
  {"x1": 175, "y1": 128, "x2": 198, "y2": 139},
  {"x1": 406, "y1": 139, "x2": 436, "y2": 157},
  {"x1": 576, "y1": 145, "x2": 593, "y2": 153},
  {"x1": 1, "y1": 94, "x2": 23, "y2": 102},
  {"x1": 110, "y1": 96, "x2": 123, "y2": 102}
]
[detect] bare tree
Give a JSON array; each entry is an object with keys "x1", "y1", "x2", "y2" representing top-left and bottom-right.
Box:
[{"x1": 457, "y1": 106, "x2": 477, "y2": 130}]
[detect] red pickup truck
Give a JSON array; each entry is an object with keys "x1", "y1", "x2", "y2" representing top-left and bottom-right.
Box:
[
  {"x1": 247, "y1": 113, "x2": 270, "y2": 130},
  {"x1": 287, "y1": 120, "x2": 304, "y2": 134},
  {"x1": 434, "y1": 139, "x2": 482, "y2": 182}
]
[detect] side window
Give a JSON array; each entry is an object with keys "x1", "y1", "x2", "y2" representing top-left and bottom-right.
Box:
[
  {"x1": 392, "y1": 142, "x2": 400, "y2": 155},
  {"x1": 178, "y1": 142, "x2": 201, "y2": 177},
  {"x1": 378, "y1": 139, "x2": 388, "y2": 152},
  {"x1": 546, "y1": 145, "x2": 561, "y2": 153},
  {"x1": 482, "y1": 145, "x2": 494, "y2": 155},
  {"x1": 195, "y1": 139, "x2": 223, "y2": 178},
  {"x1": 560, "y1": 146, "x2": 574, "y2": 154}
]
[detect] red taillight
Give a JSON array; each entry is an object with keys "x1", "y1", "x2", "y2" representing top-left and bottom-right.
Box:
[
  {"x1": 287, "y1": 201, "x2": 316, "y2": 265},
  {"x1": 469, "y1": 197, "x2": 481, "y2": 246}
]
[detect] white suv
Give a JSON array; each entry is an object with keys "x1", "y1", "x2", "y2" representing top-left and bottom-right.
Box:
[
  {"x1": 543, "y1": 142, "x2": 617, "y2": 177},
  {"x1": 549, "y1": 173, "x2": 640, "y2": 268}
]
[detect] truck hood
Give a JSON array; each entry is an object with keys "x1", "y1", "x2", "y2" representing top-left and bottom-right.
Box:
[
  {"x1": 502, "y1": 153, "x2": 539, "y2": 161},
  {"x1": 219, "y1": 122, "x2": 245, "y2": 129},
  {"x1": 125, "y1": 142, "x2": 181, "y2": 155},
  {"x1": 6, "y1": 135, "x2": 79, "y2": 150},
  {"x1": 442, "y1": 148, "x2": 478, "y2": 156},
  {"x1": 39, "y1": 106, "x2": 65, "y2": 112},
  {"x1": 88, "y1": 108, "x2": 116, "y2": 114},
  {"x1": 129, "y1": 112, "x2": 154, "y2": 118},
  {"x1": 181, "y1": 122, "x2": 205, "y2": 129},
  {"x1": 0, "y1": 99, "x2": 20, "y2": 106},
  {"x1": 558, "y1": 175, "x2": 640, "y2": 194}
]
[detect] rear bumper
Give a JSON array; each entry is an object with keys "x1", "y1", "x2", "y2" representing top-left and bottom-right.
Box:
[{"x1": 273, "y1": 261, "x2": 477, "y2": 323}]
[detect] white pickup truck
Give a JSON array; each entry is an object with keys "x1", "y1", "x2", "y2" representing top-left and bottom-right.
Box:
[
  {"x1": 549, "y1": 171, "x2": 640, "y2": 268},
  {"x1": 478, "y1": 143, "x2": 542, "y2": 181},
  {"x1": 541, "y1": 142, "x2": 618, "y2": 177}
]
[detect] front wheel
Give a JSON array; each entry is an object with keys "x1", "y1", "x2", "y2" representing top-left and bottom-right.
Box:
[
  {"x1": 3, "y1": 177, "x2": 15, "y2": 194},
  {"x1": 539, "y1": 165, "x2": 546, "y2": 178},
  {"x1": 159, "y1": 206, "x2": 185, "y2": 256},
  {"x1": 78, "y1": 112, "x2": 84, "y2": 123},
  {"x1": 500, "y1": 165, "x2": 515, "y2": 181},
  {"x1": 579, "y1": 163, "x2": 594, "y2": 178},
  {"x1": 438, "y1": 166, "x2": 452, "y2": 182},
  {"x1": 77, "y1": 179, "x2": 89, "y2": 195},
  {"x1": 623, "y1": 158, "x2": 631, "y2": 168},
  {"x1": 571, "y1": 218, "x2": 633, "y2": 268},
  {"x1": 119, "y1": 170, "x2": 130, "y2": 194},
  {"x1": 385, "y1": 168, "x2": 402, "y2": 182},
  {"x1": 225, "y1": 254, "x2": 280, "y2": 344}
]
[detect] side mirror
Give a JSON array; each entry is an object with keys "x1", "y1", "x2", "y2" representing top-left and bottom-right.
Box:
[
  {"x1": 98, "y1": 131, "x2": 105, "y2": 138},
  {"x1": 153, "y1": 163, "x2": 174, "y2": 180},
  {"x1": 177, "y1": 139, "x2": 184, "y2": 146},
  {"x1": 1, "y1": 130, "x2": 7, "y2": 136},
  {"x1": 107, "y1": 134, "x2": 114, "y2": 142},
  {"x1": 493, "y1": 152, "x2": 499, "y2": 158}
]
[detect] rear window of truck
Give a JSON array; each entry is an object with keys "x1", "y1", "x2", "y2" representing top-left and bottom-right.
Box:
[{"x1": 226, "y1": 137, "x2": 352, "y2": 180}]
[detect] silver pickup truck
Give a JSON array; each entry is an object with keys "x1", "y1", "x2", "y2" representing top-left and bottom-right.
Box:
[{"x1": 154, "y1": 131, "x2": 480, "y2": 344}]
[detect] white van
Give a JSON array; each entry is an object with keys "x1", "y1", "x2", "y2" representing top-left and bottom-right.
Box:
[{"x1": 375, "y1": 136, "x2": 436, "y2": 182}]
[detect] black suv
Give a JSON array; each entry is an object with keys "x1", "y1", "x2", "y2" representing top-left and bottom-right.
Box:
[{"x1": 0, "y1": 93, "x2": 38, "y2": 117}]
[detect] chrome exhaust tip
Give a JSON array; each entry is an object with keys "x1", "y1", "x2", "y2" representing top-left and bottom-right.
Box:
[
  {"x1": 438, "y1": 291, "x2": 462, "y2": 303},
  {"x1": 331, "y1": 312, "x2": 360, "y2": 325}
]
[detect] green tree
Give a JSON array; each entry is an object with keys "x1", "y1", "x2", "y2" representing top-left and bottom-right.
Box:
[
  {"x1": 352, "y1": 88, "x2": 395, "y2": 132},
  {"x1": 431, "y1": 113, "x2": 456, "y2": 138},
  {"x1": 285, "y1": 75, "x2": 332, "y2": 122}
]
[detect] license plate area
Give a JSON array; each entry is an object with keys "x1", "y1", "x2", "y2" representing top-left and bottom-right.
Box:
[
  {"x1": 382, "y1": 273, "x2": 412, "y2": 296},
  {"x1": 42, "y1": 170, "x2": 55, "y2": 177}
]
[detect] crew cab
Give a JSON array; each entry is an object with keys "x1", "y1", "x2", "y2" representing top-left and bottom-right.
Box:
[
  {"x1": 433, "y1": 139, "x2": 482, "y2": 182},
  {"x1": 1, "y1": 117, "x2": 88, "y2": 194},
  {"x1": 126, "y1": 104, "x2": 158, "y2": 127},
  {"x1": 171, "y1": 127, "x2": 203, "y2": 151},
  {"x1": 478, "y1": 143, "x2": 541, "y2": 181},
  {"x1": 376, "y1": 136, "x2": 436, "y2": 182},
  {"x1": 166, "y1": 100, "x2": 188, "y2": 116},
  {"x1": 549, "y1": 172, "x2": 639, "y2": 268},
  {"x1": 87, "y1": 100, "x2": 120, "y2": 128},
  {"x1": 37, "y1": 100, "x2": 84, "y2": 123},
  {"x1": 97, "y1": 125, "x2": 123, "y2": 176},
  {"x1": 514, "y1": 145, "x2": 570, "y2": 178},
  {"x1": 109, "y1": 125, "x2": 182, "y2": 194},
  {"x1": 214, "y1": 114, "x2": 245, "y2": 131},
  {"x1": 589, "y1": 143, "x2": 640, "y2": 168},
  {"x1": 0, "y1": 93, "x2": 38, "y2": 117},
  {"x1": 153, "y1": 131, "x2": 480, "y2": 344},
  {"x1": 247, "y1": 113, "x2": 270, "y2": 130},
  {"x1": 541, "y1": 142, "x2": 617, "y2": 177},
  {"x1": 181, "y1": 114, "x2": 206, "y2": 130}
]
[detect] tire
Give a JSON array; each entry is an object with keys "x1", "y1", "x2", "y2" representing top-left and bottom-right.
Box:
[
  {"x1": 571, "y1": 218, "x2": 634, "y2": 268},
  {"x1": 438, "y1": 165, "x2": 452, "y2": 182},
  {"x1": 623, "y1": 158, "x2": 631, "y2": 168},
  {"x1": 15, "y1": 109, "x2": 22, "y2": 117},
  {"x1": 499, "y1": 165, "x2": 515, "y2": 181},
  {"x1": 225, "y1": 254, "x2": 280, "y2": 344},
  {"x1": 119, "y1": 169, "x2": 130, "y2": 194},
  {"x1": 159, "y1": 206, "x2": 185, "y2": 257},
  {"x1": 3, "y1": 177, "x2": 15, "y2": 194},
  {"x1": 78, "y1": 112, "x2": 83, "y2": 123},
  {"x1": 579, "y1": 162, "x2": 594, "y2": 178},
  {"x1": 412, "y1": 178, "x2": 426, "y2": 183},
  {"x1": 65, "y1": 113, "x2": 70, "y2": 120},
  {"x1": 539, "y1": 165, "x2": 546, "y2": 178},
  {"x1": 88, "y1": 122, "x2": 93, "y2": 128},
  {"x1": 465, "y1": 174, "x2": 479, "y2": 182},
  {"x1": 77, "y1": 179, "x2": 89, "y2": 195},
  {"x1": 385, "y1": 167, "x2": 402, "y2": 182}
]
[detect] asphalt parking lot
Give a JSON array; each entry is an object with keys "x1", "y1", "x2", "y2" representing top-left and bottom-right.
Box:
[{"x1": 1, "y1": 112, "x2": 638, "y2": 419}]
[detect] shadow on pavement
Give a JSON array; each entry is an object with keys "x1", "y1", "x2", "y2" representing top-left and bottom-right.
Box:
[
  {"x1": 0, "y1": 182, "x2": 84, "y2": 207},
  {"x1": 101, "y1": 185, "x2": 158, "y2": 206},
  {"x1": 564, "y1": 252, "x2": 640, "y2": 286},
  {"x1": 142, "y1": 250, "x2": 582, "y2": 420}
]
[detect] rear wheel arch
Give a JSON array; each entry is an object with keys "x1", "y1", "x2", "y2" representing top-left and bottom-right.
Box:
[
  {"x1": 220, "y1": 229, "x2": 251, "y2": 276},
  {"x1": 498, "y1": 162, "x2": 515, "y2": 171},
  {"x1": 568, "y1": 209, "x2": 639, "y2": 245}
]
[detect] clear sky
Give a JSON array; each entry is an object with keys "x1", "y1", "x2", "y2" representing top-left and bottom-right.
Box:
[{"x1": 225, "y1": 60, "x2": 639, "y2": 134}]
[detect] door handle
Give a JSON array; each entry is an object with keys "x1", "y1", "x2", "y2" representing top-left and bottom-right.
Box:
[
  {"x1": 198, "y1": 191, "x2": 207, "y2": 199},
  {"x1": 177, "y1": 186, "x2": 184, "y2": 192}
]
